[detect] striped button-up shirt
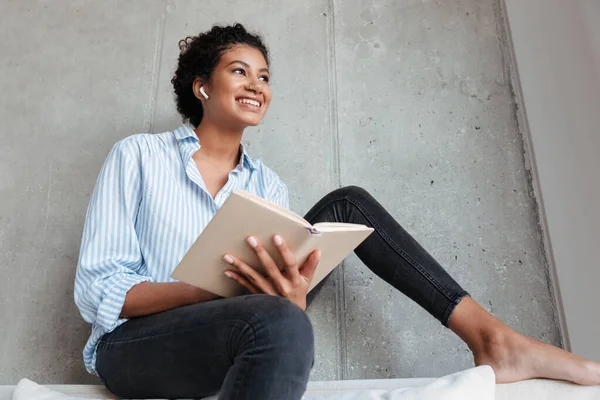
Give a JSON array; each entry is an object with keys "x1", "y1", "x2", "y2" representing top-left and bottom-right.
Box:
[{"x1": 74, "y1": 124, "x2": 289, "y2": 374}]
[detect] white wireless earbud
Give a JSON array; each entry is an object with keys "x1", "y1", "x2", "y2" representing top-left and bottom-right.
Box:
[{"x1": 200, "y1": 86, "x2": 209, "y2": 100}]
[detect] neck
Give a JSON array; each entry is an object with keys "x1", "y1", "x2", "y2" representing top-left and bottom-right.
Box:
[{"x1": 194, "y1": 118, "x2": 243, "y2": 167}]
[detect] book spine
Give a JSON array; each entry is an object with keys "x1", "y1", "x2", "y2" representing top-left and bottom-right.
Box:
[{"x1": 305, "y1": 226, "x2": 321, "y2": 234}]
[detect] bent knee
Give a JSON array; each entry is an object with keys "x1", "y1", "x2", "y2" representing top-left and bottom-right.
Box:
[
  {"x1": 332, "y1": 185, "x2": 372, "y2": 201},
  {"x1": 246, "y1": 295, "x2": 314, "y2": 348}
]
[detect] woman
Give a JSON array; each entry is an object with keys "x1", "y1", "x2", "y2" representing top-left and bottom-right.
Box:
[{"x1": 74, "y1": 23, "x2": 600, "y2": 399}]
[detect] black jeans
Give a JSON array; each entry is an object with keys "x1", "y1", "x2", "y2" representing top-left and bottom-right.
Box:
[{"x1": 96, "y1": 186, "x2": 469, "y2": 399}]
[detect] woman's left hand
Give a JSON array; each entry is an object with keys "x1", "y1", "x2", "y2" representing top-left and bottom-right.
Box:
[{"x1": 222, "y1": 235, "x2": 321, "y2": 311}]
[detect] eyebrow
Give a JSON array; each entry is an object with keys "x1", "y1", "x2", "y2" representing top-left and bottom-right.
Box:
[{"x1": 226, "y1": 60, "x2": 270, "y2": 74}]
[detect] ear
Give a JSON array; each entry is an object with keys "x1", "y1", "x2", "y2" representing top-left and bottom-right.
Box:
[{"x1": 192, "y1": 78, "x2": 207, "y2": 101}]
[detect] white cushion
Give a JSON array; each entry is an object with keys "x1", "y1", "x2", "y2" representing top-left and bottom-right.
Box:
[
  {"x1": 300, "y1": 365, "x2": 495, "y2": 400},
  {"x1": 8, "y1": 366, "x2": 494, "y2": 400},
  {"x1": 11, "y1": 379, "x2": 102, "y2": 400},
  {"x1": 4, "y1": 366, "x2": 600, "y2": 400}
]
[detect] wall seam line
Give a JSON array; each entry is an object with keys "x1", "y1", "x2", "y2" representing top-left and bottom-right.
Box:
[
  {"x1": 148, "y1": 3, "x2": 167, "y2": 133},
  {"x1": 326, "y1": 0, "x2": 346, "y2": 381}
]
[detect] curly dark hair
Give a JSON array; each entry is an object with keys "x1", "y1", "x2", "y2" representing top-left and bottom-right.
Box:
[{"x1": 171, "y1": 23, "x2": 270, "y2": 127}]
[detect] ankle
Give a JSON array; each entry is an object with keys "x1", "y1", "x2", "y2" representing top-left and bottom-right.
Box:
[
  {"x1": 474, "y1": 325, "x2": 515, "y2": 355},
  {"x1": 448, "y1": 297, "x2": 511, "y2": 353}
]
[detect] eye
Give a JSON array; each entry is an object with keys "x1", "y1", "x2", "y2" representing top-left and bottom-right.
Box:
[
  {"x1": 259, "y1": 75, "x2": 270, "y2": 83},
  {"x1": 233, "y1": 68, "x2": 246, "y2": 76}
]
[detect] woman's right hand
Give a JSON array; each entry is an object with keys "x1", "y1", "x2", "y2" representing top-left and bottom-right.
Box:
[{"x1": 223, "y1": 234, "x2": 321, "y2": 311}]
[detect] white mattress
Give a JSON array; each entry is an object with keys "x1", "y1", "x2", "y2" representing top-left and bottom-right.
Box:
[
  {"x1": 307, "y1": 378, "x2": 600, "y2": 400},
  {"x1": 1, "y1": 374, "x2": 599, "y2": 400}
]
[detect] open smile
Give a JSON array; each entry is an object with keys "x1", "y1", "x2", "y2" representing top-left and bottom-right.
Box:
[{"x1": 236, "y1": 97, "x2": 262, "y2": 112}]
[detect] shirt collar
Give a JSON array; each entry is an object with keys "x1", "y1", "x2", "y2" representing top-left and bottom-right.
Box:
[
  {"x1": 173, "y1": 124, "x2": 258, "y2": 171},
  {"x1": 173, "y1": 123, "x2": 198, "y2": 141}
]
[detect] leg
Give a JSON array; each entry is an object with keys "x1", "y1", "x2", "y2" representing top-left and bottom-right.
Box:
[
  {"x1": 305, "y1": 186, "x2": 600, "y2": 385},
  {"x1": 96, "y1": 294, "x2": 314, "y2": 399},
  {"x1": 305, "y1": 186, "x2": 469, "y2": 325}
]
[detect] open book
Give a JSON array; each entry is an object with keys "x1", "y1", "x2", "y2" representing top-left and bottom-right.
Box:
[{"x1": 171, "y1": 190, "x2": 374, "y2": 297}]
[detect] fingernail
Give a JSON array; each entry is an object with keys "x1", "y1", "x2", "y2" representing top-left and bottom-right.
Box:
[
  {"x1": 223, "y1": 255, "x2": 233, "y2": 264},
  {"x1": 273, "y1": 235, "x2": 283, "y2": 245},
  {"x1": 224, "y1": 271, "x2": 233, "y2": 278},
  {"x1": 247, "y1": 236, "x2": 258, "y2": 248}
]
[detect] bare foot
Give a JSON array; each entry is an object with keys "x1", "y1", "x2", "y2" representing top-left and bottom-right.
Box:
[
  {"x1": 473, "y1": 327, "x2": 600, "y2": 385},
  {"x1": 448, "y1": 297, "x2": 600, "y2": 385}
]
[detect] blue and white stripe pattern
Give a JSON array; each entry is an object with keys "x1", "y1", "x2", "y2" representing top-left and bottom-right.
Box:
[{"x1": 74, "y1": 124, "x2": 289, "y2": 374}]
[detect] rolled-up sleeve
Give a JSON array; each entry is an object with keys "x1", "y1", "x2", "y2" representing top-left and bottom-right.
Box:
[{"x1": 74, "y1": 139, "x2": 152, "y2": 332}]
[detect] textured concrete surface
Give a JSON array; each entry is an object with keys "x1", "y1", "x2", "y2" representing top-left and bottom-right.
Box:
[
  {"x1": 0, "y1": 0, "x2": 560, "y2": 384},
  {"x1": 335, "y1": 0, "x2": 561, "y2": 379}
]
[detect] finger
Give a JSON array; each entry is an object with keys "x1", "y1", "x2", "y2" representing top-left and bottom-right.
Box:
[
  {"x1": 273, "y1": 234, "x2": 300, "y2": 278},
  {"x1": 224, "y1": 254, "x2": 278, "y2": 295},
  {"x1": 246, "y1": 236, "x2": 288, "y2": 292},
  {"x1": 299, "y1": 249, "x2": 321, "y2": 284},
  {"x1": 224, "y1": 270, "x2": 260, "y2": 294}
]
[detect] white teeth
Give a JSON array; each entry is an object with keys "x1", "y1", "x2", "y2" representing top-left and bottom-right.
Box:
[{"x1": 237, "y1": 98, "x2": 260, "y2": 107}]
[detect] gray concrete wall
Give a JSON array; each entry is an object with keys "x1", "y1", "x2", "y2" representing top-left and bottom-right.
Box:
[
  {"x1": 503, "y1": 0, "x2": 600, "y2": 361},
  {"x1": 0, "y1": 0, "x2": 561, "y2": 384}
]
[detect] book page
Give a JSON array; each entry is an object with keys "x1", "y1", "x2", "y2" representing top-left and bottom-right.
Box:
[
  {"x1": 237, "y1": 190, "x2": 310, "y2": 226},
  {"x1": 313, "y1": 222, "x2": 372, "y2": 232},
  {"x1": 293, "y1": 227, "x2": 375, "y2": 291}
]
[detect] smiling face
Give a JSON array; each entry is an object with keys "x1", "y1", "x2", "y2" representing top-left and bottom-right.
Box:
[{"x1": 194, "y1": 44, "x2": 272, "y2": 129}]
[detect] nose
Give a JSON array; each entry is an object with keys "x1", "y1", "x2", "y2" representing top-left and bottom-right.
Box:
[
  {"x1": 246, "y1": 83, "x2": 261, "y2": 94},
  {"x1": 245, "y1": 76, "x2": 264, "y2": 94}
]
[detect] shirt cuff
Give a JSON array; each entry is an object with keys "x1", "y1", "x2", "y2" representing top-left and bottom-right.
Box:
[{"x1": 96, "y1": 273, "x2": 153, "y2": 331}]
